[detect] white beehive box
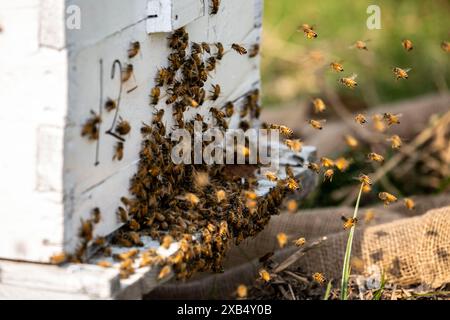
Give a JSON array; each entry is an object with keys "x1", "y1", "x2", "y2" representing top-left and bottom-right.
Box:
[{"x1": 0, "y1": 0, "x2": 264, "y2": 263}]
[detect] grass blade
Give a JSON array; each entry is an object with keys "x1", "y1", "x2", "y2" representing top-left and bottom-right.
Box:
[
  {"x1": 323, "y1": 279, "x2": 333, "y2": 300},
  {"x1": 340, "y1": 183, "x2": 364, "y2": 300}
]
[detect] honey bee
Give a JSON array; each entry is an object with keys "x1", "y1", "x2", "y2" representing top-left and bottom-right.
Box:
[
  {"x1": 368, "y1": 152, "x2": 384, "y2": 163},
  {"x1": 121, "y1": 64, "x2": 134, "y2": 82},
  {"x1": 180, "y1": 193, "x2": 200, "y2": 206},
  {"x1": 312, "y1": 98, "x2": 326, "y2": 113},
  {"x1": 358, "y1": 173, "x2": 372, "y2": 187},
  {"x1": 277, "y1": 232, "x2": 288, "y2": 248},
  {"x1": 150, "y1": 87, "x2": 161, "y2": 105},
  {"x1": 129, "y1": 218, "x2": 140, "y2": 231},
  {"x1": 344, "y1": 134, "x2": 359, "y2": 148},
  {"x1": 335, "y1": 157, "x2": 350, "y2": 172},
  {"x1": 340, "y1": 74, "x2": 358, "y2": 89},
  {"x1": 330, "y1": 61, "x2": 344, "y2": 72},
  {"x1": 223, "y1": 102, "x2": 234, "y2": 117},
  {"x1": 404, "y1": 198, "x2": 415, "y2": 210},
  {"x1": 259, "y1": 269, "x2": 271, "y2": 282},
  {"x1": 383, "y1": 113, "x2": 401, "y2": 126},
  {"x1": 232, "y1": 43, "x2": 247, "y2": 55},
  {"x1": 342, "y1": 216, "x2": 358, "y2": 230},
  {"x1": 285, "y1": 178, "x2": 300, "y2": 190},
  {"x1": 387, "y1": 135, "x2": 402, "y2": 149},
  {"x1": 249, "y1": 44, "x2": 260, "y2": 58},
  {"x1": 354, "y1": 113, "x2": 367, "y2": 125},
  {"x1": 117, "y1": 206, "x2": 129, "y2": 223},
  {"x1": 323, "y1": 169, "x2": 334, "y2": 182},
  {"x1": 97, "y1": 261, "x2": 112, "y2": 268},
  {"x1": 209, "y1": 84, "x2": 221, "y2": 101},
  {"x1": 113, "y1": 141, "x2": 124, "y2": 161},
  {"x1": 362, "y1": 184, "x2": 372, "y2": 193},
  {"x1": 286, "y1": 199, "x2": 298, "y2": 213},
  {"x1": 81, "y1": 110, "x2": 102, "y2": 140},
  {"x1": 265, "y1": 171, "x2": 278, "y2": 182},
  {"x1": 119, "y1": 259, "x2": 135, "y2": 279},
  {"x1": 378, "y1": 192, "x2": 398, "y2": 205},
  {"x1": 402, "y1": 39, "x2": 413, "y2": 52},
  {"x1": 210, "y1": 0, "x2": 220, "y2": 15},
  {"x1": 269, "y1": 124, "x2": 294, "y2": 137},
  {"x1": 293, "y1": 237, "x2": 306, "y2": 247},
  {"x1": 244, "y1": 191, "x2": 258, "y2": 200},
  {"x1": 299, "y1": 24, "x2": 317, "y2": 39},
  {"x1": 105, "y1": 98, "x2": 117, "y2": 112},
  {"x1": 372, "y1": 114, "x2": 387, "y2": 132},
  {"x1": 115, "y1": 117, "x2": 131, "y2": 136},
  {"x1": 155, "y1": 68, "x2": 169, "y2": 87},
  {"x1": 215, "y1": 42, "x2": 224, "y2": 60},
  {"x1": 364, "y1": 209, "x2": 375, "y2": 222},
  {"x1": 216, "y1": 189, "x2": 227, "y2": 203},
  {"x1": 91, "y1": 207, "x2": 101, "y2": 224},
  {"x1": 312, "y1": 272, "x2": 326, "y2": 285},
  {"x1": 50, "y1": 252, "x2": 67, "y2": 265},
  {"x1": 392, "y1": 67, "x2": 411, "y2": 80},
  {"x1": 236, "y1": 284, "x2": 248, "y2": 299},
  {"x1": 94, "y1": 236, "x2": 106, "y2": 246},
  {"x1": 201, "y1": 42, "x2": 211, "y2": 54},
  {"x1": 353, "y1": 40, "x2": 369, "y2": 50},
  {"x1": 128, "y1": 41, "x2": 141, "y2": 58},
  {"x1": 284, "y1": 139, "x2": 303, "y2": 152},
  {"x1": 441, "y1": 41, "x2": 450, "y2": 53},
  {"x1": 305, "y1": 162, "x2": 320, "y2": 175},
  {"x1": 308, "y1": 119, "x2": 326, "y2": 130},
  {"x1": 161, "y1": 235, "x2": 173, "y2": 249},
  {"x1": 320, "y1": 157, "x2": 334, "y2": 168},
  {"x1": 153, "y1": 109, "x2": 165, "y2": 125}
]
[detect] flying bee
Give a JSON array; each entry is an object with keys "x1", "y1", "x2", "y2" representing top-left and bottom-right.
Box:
[
  {"x1": 81, "y1": 110, "x2": 101, "y2": 140},
  {"x1": 223, "y1": 102, "x2": 234, "y2": 117},
  {"x1": 277, "y1": 232, "x2": 288, "y2": 248},
  {"x1": 307, "y1": 162, "x2": 321, "y2": 174},
  {"x1": 285, "y1": 178, "x2": 300, "y2": 190},
  {"x1": 91, "y1": 207, "x2": 101, "y2": 224},
  {"x1": 404, "y1": 198, "x2": 415, "y2": 210},
  {"x1": 264, "y1": 171, "x2": 278, "y2": 182},
  {"x1": 378, "y1": 192, "x2": 398, "y2": 205},
  {"x1": 340, "y1": 73, "x2": 358, "y2": 89},
  {"x1": 368, "y1": 152, "x2": 384, "y2": 163},
  {"x1": 127, "y1": 41, "x2": 140, "y2": 58},
  {"x1": 383, "y1": 113, "x2": 402, "y2": 126},
  {"x1": 312, "y1": 98, "x2": 326, "y2": 113},
  {"x1": 358, "y1": 173, "x2": 372, "y2": 187},
  {"x1": 354, "y1": 113, "x2": 367, "y2": 125},
  {"x1": 299, "y1": 24, "x2": 317, "y2": 39},
  {"x1": 352, "y1": 40, "x2": 369, "y2": 50},
  {"x1": 372, "y1": 114, "x2": 387, "y2": 132},
  {"x1": 364, "y1": 209, "x2": 375, "y2": 223},
  {"x1": 215, "y1": 42, "x2": 224, "y2": 60},
  {"x1": 284, "y1": 139, "x2": 303, "y2": 152},
  {"x1": 312, "y1": 272, "x2": 326, "y2": 285},
  {"x1": 259, "y1": 269, "x2": 271, "y2": 282},
  {"x1": 323, "y1": 169, "x2": 334, "y2": 182},
  {"x1": 387, "y1": 135, "x2": 402, "y2": 149},
  {"x1": 210, "y1": 0, "x2": 220, "y2": 15},
  {"x1": 121, "y1": 64, "x2": 134, "y2": 82},
  {"x1": 236, "y1": 285, "x2": 248, "y2": 299},
  {"x1": 344, "y1": 134, "x2": 359, "y2": 148},
  {"x1": 293, "y1": 237, "x2": 306, "y2": 247},
  {"x1": 105, "y1": 98, "x2": 117, "y2": 112},
  {"x1": 113, "y1": 141, "x2": 124, "y2": 161},
  {"x1": 342, "y1": 216, "x2": 358, "y2": 230},
  {"x1": 209, "y1": 84, "x2": 221, "y2": 101},
  {"x1": 201, "y1": 42, "x2": 211, "y2": 54},
  {"x1": 335, "y1": 157, "x2": 350, "y2": 172},
  {"x1": 50, "y1": 252, "x2": 66, "y2": 265},
  {"x1": 269, "y1": 124, "x2": 293, "y2": 137},
  {"x1": 330, "y1": 61, "x2": 344, "y2": 72},
  {"x1": 308, "y1": 119, "x2": 326, "y2": 130},
  {"x1": 150, "y1": 87, "x2": 161, "y2": 105},
  {"x1": 115, "y1": 117, "x2": 131, "y2": 135},
  {"x1": 402, "y1": 39, "x2": 413, "y2": 52},
  {"x1": 392, "y1": 67, "x2": 411, "y2": 80},
  {"x1": 320, "y1": 157, "x2": 334, "y2": 168},
  {"x1": 231, "y1": 43, "x2": 247, "y2": 55},
  {"x1": 249, "y1": 44, "x2": 260, "y2": 58},
  {"x1": 441, "y1": 41, "x2": 450, "y2": 52}
]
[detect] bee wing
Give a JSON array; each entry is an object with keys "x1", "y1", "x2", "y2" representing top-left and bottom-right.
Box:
[
  {"x1": 404, "y1": 68, "x2": 412, "y2": 73},
  {"x1": 341, "y1": 216, "x2": 348, "y2": 222},
  {"x1": 349, "y1": 73, "x2": 358, "y2": 80}
]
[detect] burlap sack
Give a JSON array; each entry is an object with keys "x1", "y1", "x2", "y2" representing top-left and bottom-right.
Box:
[{"x1": 147, "y1": 194, "x2": 450, "y2": 299}]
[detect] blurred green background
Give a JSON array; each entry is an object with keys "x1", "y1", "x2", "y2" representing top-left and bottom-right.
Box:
[{"x1": 261, "y1": 0, "x2": 449, "y2": 108}]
